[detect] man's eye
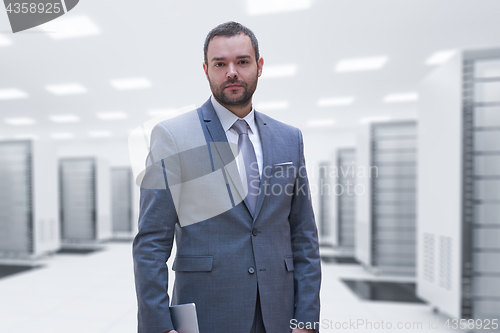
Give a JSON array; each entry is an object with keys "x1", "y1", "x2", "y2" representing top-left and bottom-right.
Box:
[
  {"x1": 239, "y1": 60, "x2": 248, "y2": 64},
  {"x1": 215, "y1": 63, "x2": 224, "y2": 67}
]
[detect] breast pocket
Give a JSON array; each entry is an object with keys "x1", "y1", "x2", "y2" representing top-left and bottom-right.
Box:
[
  {"x1": 172, "y1": 255, "x2": 213, "y2": 272},
  {"x1": 266, "y1": 164, "x2": 297, "y2": 200},
  {"x1": 272, "y1": 164, "x2": 297, "y2": 184}
]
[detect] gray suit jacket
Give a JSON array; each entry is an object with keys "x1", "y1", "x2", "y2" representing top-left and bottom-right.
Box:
[{"x1": 133, "y1": 98, "x2": 321, "y2": 333}]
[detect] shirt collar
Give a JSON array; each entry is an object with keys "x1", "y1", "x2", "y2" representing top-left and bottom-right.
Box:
[{"x1": 210, "y1": 95, "x2": 257, "y2": 135}]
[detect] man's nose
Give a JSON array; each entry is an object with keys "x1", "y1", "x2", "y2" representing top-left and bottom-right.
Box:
[{"x1": 226, "y1": 63, "x2": 238, "y2": 79}]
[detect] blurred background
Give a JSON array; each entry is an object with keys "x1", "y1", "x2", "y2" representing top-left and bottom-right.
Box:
[{"x1": 0, "y1": 0, "x2": 499, "y2": 332}]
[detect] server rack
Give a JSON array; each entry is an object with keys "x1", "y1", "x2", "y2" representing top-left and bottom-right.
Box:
[
  {"x1": 0, "y1": 140, "x2": 59, "y2": 259},
  {"x1": 59, "y1": 157, "x2": 111, "y2": 246},
  {"x1": 418, "y1": 48, "x2": 500, "y2": 329},
  {"x1": 333, "y1": 148, "x2": 356, "y2": 254},
  {"x1": 356, "y1": 120, "x2": 418, "y2": 275},
  {"x1": 111, "y1": 167, "x2": 134, "y2": 237}
]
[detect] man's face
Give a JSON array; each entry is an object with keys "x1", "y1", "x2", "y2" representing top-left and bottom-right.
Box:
[{"x1": 203, "y1": 33, "x2": 263, "y2": 107}]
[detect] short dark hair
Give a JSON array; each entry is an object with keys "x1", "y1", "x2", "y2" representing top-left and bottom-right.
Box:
[{"x1": 204, "y1": 21, "x2": 260, "y2": 65}]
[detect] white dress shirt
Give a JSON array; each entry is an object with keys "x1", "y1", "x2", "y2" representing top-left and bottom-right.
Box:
[{"x1": 210, "y1": 95, "x2": 263, "y2": 178}]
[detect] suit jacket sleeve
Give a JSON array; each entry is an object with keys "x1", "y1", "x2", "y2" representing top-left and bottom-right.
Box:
[
  {"x1": 133, "y1": 122, "x2": 181, "y2": 333},
  {"x1": 289, "y1": 128, "x2": 322, "y2": 326}
]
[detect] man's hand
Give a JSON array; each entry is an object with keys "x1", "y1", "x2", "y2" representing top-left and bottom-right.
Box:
[
  {"x1": 165, "y1": 330, "x2": 178, "y2": 333},
  {"x1": 292, "y1": 328, "x2": 315, "y2": 333}
]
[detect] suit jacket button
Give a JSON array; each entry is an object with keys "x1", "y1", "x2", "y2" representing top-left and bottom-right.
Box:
[
  {"x1": 248, "y1": 267, "x2": 255, "y2": 274},
  {"x1": 252, "y1": 228, "x2": 258, "y2": 236}
]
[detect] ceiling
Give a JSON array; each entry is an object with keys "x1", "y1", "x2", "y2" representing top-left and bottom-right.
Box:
[{"x1": 1, "y1": 0, "x2": 500, "y2": 141}]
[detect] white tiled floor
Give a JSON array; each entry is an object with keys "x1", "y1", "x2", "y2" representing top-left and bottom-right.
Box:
[{"x1": 0, "y1": 242, "x2": 465, "y2": 333}]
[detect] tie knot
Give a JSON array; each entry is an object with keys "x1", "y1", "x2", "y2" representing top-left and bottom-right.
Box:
[{"x1": 232, "y1": 119, "x2": 249, "y2": 135}]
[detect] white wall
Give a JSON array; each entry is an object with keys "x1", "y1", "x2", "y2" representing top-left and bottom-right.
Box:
[{"x1": 56, "y1": 139, "x2": 131, "y2": 167}]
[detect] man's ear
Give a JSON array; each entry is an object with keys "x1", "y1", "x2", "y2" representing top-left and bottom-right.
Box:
[
  {"x1": 203, "y1": 62, "x2": 209, "y2": 80},
  {"x1": 257, "y1": 57, "x2": 264, "y2": 77}
]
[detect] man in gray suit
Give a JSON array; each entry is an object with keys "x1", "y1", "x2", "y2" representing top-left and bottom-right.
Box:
[{"x1": 133, "y1": 21, "x2": 321, "y2": 333}]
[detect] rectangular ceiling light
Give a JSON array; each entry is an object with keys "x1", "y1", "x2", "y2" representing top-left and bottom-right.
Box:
[
  {"x1": 359, "y1": 116, "x2": 392, "y2": 124},
  {"x1": 110, "y1": 77, "x2": 152, "y2": 90},
  {"x1": 426, "y1": 50, "x2": 457, "y2": 65},
  {"x1": 255, "y1": 101, "x2": 289, "y2": 111},
  {"x1": 383, "y1": 92, "x2": 419, "y2": 103},
  {"x1": 0, "y1": 88, "x2": 28, "y2": 100},
  {"x1": 89, "y1": 130, "x2": 112, "y2": 138},
  {"x1": 0, "y1": 35, "x2": 12, "y2": 47},
  {"x1": 335, "y1": 56, "x2": 388, "y2": 72},
  {"x1": 49, "y1": 114, "x2": 81, "y2": 123},
  {"x1": 45, "y1": 83, "x2": 88, "y2": 95},
  {"x1": 5, "y1": 117, "x2": 36, "y2": 125},
  {"x1": 307, "y1": 118, "x2": 335, "y2": 128},
  {"x1": 317, "y1": 96, "x2": 354, "y2": 107},
  {"x1": 247, "y1": 0, "x2": 312, "y2": 15},
  {"x1": 50, "y1": 132, "x2": 75, "y2": 140},
  {"x1": 97, "y1": 111, "x2": 128, "y2": 120},
  {"x1": 39, "y1": 15, "x2": 101, "y2": 40},
  {"x1": 261, "y1": 64, "x2": 298, "y2": 79}
]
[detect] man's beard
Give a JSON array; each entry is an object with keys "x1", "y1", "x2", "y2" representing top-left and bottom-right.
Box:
[{"x1": 209, "y1": 74, "x2": 258, "y2": 107}]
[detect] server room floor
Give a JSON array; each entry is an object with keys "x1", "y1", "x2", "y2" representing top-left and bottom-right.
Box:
[{"x1": 0, "y1": 242, "x2": 466, "y2": 333}]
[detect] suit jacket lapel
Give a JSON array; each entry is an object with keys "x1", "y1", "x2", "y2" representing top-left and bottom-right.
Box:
[
  {"x1": 252, "y1": 111, "x2": 273, "y2": 222},
  {"x1": 200, "y1": 99, "x2": 251, "y2": 214}
]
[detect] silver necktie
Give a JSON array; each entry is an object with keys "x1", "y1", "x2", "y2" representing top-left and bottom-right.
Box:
[{"x1": 232, "y1": 119, "x2": 260, "y2": 214}]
